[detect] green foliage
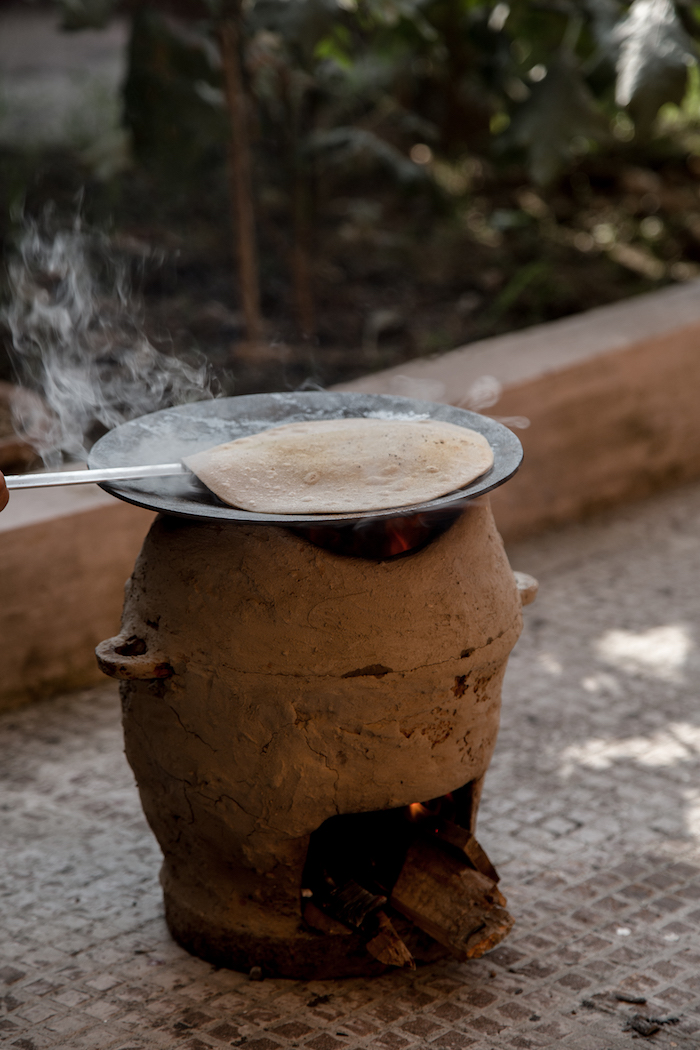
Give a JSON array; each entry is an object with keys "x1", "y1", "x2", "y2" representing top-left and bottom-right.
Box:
[
  {"x1": 123, "y1": 9, "x2": 227, "y2": 178},
  {"x1": 503, "y1": 57, "x2": 611, "y2": 187},
  {"x1": 308, "y1": 125, "x2": 429, "y2": 183},
  {"x1": 60, "y1": 0, "x2": 700, "y2": 190},
  {"x1": 488, "y1": 0, "x2": 700, "y2": 181},
  {"x1": 614, "y1": 0, "x2": 696, "y2": 135},
  {"x1": 236, "y1": 0, "x2": 700, "y2": 187}
]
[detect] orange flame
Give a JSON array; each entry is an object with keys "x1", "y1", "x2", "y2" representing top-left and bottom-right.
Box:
[
  {"x1": 384, "y1": 521, "x2": 415, "y2": 557},
  {"x1": 406, "y1": 793, "x2": 456, "y2": 823},
  {"x1": 407, "y1": 802, "x2": 431, "y2": 821}
]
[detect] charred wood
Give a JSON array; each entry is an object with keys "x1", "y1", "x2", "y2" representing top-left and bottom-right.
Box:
[
  {"x1": 323, "y1": 879, "x2": 387, "y2": 929},
  {"x1": 302, "y1": 900, "x2": 353, "y2": 937}
]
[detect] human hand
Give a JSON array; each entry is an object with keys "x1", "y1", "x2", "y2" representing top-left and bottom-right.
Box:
[{"x1": 0, "y1": 471, "x2": 8, "y2": 512}]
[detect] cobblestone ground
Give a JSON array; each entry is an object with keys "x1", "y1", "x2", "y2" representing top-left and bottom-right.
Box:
[{"x1": 3, "y1": 483, "x2": 700, "y2": 1049}]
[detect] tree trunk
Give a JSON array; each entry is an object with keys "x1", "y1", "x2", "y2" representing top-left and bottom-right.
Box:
[
  {"x1": 218, "y1": 8, "x2": 263, "y2": 343},
  {"x1": 281, "y1": 65, "x2": 316, "y2": 341},
  {"x1": 291, "y1": 166, "x2": 316, "y2": 340}
]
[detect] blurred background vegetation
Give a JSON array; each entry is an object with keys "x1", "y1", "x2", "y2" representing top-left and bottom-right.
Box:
[{"x1": 4, "y1": 0, "x2": 700, "y2": 395}]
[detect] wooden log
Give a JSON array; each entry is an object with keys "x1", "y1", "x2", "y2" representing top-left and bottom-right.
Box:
[
  {"x1": 365, "y1": 911, "x2": 415, "y2": 969},
  {"x1": 302, "y1": 901, "x2": 353, "y2": 937},
  {"x1": 323, "y1": 880, "x2": 387, "y2": 929},
  {"x1": 390, "y1": 840, "x2": 514, "y2": 960},
  {"x1": 426, "y1": 819, "x2": 500, "y2": 883}
]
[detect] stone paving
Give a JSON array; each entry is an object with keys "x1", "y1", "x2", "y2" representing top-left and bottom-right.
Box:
[{"x1": 3, "y1": 482, "x2": 700, "y2": 1049}]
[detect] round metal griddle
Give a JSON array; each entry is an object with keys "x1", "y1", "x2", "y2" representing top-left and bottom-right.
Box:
[{"x1": 88, "y1": 392, "x2": 523, "y2": 526}]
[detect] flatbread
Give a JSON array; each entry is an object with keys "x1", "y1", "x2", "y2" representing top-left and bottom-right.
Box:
[{"x1": 184, "y1": 417, "x2": 494, "y2": 514}]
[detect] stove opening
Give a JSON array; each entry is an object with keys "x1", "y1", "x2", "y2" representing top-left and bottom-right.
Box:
[
  {"x1": 291, "y1": 505, "x2": 464, "y2": 560},
  {"x1": 300, "y1": 781, "x2": 512, "y2": 967}
]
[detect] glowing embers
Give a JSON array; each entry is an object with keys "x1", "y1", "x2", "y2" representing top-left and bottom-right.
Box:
[
  {"x1": 301, "y1": 783, "x2": 513, "y2": 967},
  {"x1": 292, "y1": 505, "x2": 464, "y2": 560}
]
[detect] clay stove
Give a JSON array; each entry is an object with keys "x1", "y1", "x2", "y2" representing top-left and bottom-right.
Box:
[{"x1": 93, "y1": 392, "x2": 534, "y2": 979}]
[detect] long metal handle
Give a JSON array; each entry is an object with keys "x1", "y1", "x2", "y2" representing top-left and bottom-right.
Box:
[{"x1": 4, "y1": 462, "x2": 189, "y2": 490}]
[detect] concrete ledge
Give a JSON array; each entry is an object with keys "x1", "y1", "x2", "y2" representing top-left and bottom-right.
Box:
[
  {"x1": 0, "y1": 484, "x2": 153, "y2": 713},
  {"x1": 337, "y1": 279, "x2": 700, "y2": 540}
]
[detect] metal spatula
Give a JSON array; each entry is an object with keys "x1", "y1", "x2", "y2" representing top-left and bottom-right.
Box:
[{"x1": 4, "y1": 463, "x2": 190, "y2": 489}]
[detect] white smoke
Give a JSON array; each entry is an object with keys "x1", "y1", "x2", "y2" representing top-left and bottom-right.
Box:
[{"x1": 5, "y1": 217, "x2": 216, "y2": 467}]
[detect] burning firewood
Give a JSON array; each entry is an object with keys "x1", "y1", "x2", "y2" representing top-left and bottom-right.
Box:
[
  {"x1": 390, "y1": 839, "x2": 514, "y2": 960},
  {"x1": 304, "y1": 881, "x2": 415, "y2": 970},
  {"x1": 365, "y1": 911, "x2": 415, "y2": 970}
]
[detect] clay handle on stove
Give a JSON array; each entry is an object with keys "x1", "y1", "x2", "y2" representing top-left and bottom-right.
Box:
[
  {"x1": 96, "y1": 634, "x2": 174, "y2": 680},
  {"x1": 513, "y1": 571, "x2": 538, "y2": 607}
]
